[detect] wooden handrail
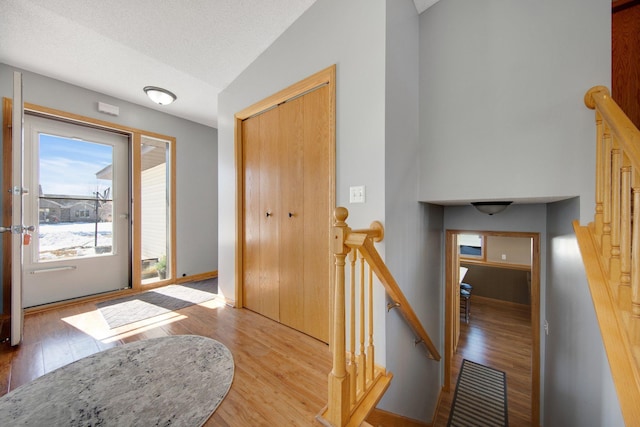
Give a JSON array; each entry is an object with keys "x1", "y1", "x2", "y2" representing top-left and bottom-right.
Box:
[
  {"x1": 585, "y1": 86, "x2": 640, "y2": 174},
  {"x1": 319, "y1": 207, "x2": 439, "y2": 427},
  {"x1": 351, "y1": 221, "x2": 384, "y2": 242},
  {"x1": 351, "y1": 235, "x2": 440, "y2": 360},
  {"x1": 578, "y1": 86, "x2": 640, "y2": 426}
]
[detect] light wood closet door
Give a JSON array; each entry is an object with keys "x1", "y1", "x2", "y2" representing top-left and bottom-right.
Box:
[
  {"x1": 278, "y1": 95, "x2": 305, "y2": 332},
  {"x1": 242, "y1": 85, "x2": 330, "y2": 343},
  {"x1": 243, "y1": 107, "x2": 281, "y2": 322},
  {"x1": 301, "y1": 86, "x2": 330, "y2": 342}
]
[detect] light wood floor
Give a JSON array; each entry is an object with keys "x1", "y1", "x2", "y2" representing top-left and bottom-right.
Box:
[
  {"x1": 0, "y1": 293, "x2": 332, "y2": 426},
  {"x1": 433, "y1": 297, "x2": 533, "y2": 427},
  {"x1": 0, "y1": 290, "x2": 533, "y2": 426}
]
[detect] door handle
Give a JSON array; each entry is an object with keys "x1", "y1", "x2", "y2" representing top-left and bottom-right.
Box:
[
  {"x1": 266, "y1": 212, "x2": 272, "y2": 217},
  {"x1": 0, "y1": 225, "x2": 34, "y2": 233},
  {"x1": 288, "y1": 212, "x2": 295, "y2": 218},
  {"x1": 8, "y1": 186, "x2": 29, "y2": 196}
]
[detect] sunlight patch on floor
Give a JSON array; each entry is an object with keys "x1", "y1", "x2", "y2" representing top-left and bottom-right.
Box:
[
  {"x1": 62, "y1": 310, "x2": 187, "y2": 342},
  {"x1": 198, "y1": 298, "x2": 226, "y2": 309},
  {"x1": 100, "y1": 315, "x2": 190, "y2": 343},
  {"x1": 61, "y1": 296, "x2": 226, "y2": 343}
]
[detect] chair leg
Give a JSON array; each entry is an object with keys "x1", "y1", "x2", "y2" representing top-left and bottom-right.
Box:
[
  {"x1": 460, "y1": 295, "x2": 470, "y2": 324},
  {"x1": 465, "y1": 297, "x2": 470, "y2": 323}
]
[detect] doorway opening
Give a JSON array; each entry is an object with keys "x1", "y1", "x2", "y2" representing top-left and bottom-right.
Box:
[
  {"x1": 445, "y1": 229, "x2": 541, "y2": 426},
  {"x1": 2, "y1": 100, "x2": 176, "y2": 311}
]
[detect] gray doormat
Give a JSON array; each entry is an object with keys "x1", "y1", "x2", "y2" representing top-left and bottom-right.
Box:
[
  {"x1": 448, "y1": 359, "x2": 508, "y2": 426},
  {"x1": 97, "y1": 279, "x2": 218, "y2": 329}
]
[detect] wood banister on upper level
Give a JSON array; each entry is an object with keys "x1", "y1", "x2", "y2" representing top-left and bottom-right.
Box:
[
  {"x1": 577, "y1": 86, "x2": 640, "y2": 426},
  {"x1": 319, "y1": 207, "x2": 439, "y2": 427},
  {"x1": 585, "y1": 86, "x2": 640, "y2": 174}
]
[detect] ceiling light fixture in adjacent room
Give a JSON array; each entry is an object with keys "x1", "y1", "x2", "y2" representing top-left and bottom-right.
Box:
[
  {"x1": 143, "y1": 86, "x2": 177, "y2": 105},
  {"x1": 471, "y1": 201, "x2": 512, "y2": 215}
]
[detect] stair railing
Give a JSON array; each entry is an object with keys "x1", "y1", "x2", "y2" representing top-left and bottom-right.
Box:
[
  {"x1": 318, "y1": 207, "x2": 440, "y2": 427},
  {"x1": 577, "y1": 86, "x2": 640, "y2": 425}
]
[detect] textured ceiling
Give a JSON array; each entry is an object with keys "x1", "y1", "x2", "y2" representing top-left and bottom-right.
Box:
[{"x1": 0, "y1": 0, "x2": 439, "y2": 128}]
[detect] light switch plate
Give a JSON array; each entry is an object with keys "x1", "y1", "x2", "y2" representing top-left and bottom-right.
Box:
[{"x1": 349, "y1": 185, "x2": 365, "y2": 203}]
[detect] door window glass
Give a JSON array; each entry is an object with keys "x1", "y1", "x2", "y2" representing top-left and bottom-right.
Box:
[
  {"x1": 38, "y1": 134, "x2": 114, "y2": 261},
  {"x1": 140, "y1": 136, "x2": 171, "y2": 283}
]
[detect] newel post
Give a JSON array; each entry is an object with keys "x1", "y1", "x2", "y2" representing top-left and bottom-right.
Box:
[{"x1": 327, "y1": 207, "x2": 351, "y2": 426}]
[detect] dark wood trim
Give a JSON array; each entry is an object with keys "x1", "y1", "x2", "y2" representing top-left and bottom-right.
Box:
[{"x1": 613, "y1": 0, "x2": 640, "y2": 13}]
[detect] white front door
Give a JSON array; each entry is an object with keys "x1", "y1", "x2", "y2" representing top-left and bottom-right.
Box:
[{"x1": 22, "y1": 114, "x2": 130, "y2": 307}]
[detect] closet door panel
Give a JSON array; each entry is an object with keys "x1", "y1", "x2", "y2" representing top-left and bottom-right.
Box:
[
  {"x1": 258, "y1": 108, "x2": 281, "y2": 321},
  {"x1": 242, "y1": 116, "x2": 262, "y2": 313},
  {"x1": 278, "y1": 97, "x2": 305, "y2": 330},
  {"x1": 302, "y1": 86, "x2": 331, "y2": 342}
]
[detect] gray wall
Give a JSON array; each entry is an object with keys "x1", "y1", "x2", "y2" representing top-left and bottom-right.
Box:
[
  {"x1": 418, "y1": 0, "x2": 611, "y2": 223},
  {"x1": 217, "y1": 0, "x2": 389, "y2": 359},
  {"x1": 0, "y1": 64, "x2": 218, "y2": 312},
  {"x1": 544, "y1": 198, "x2": 623, "y2": 426},
  {"x1": 381, "y1": 0, "x2": 442, "y2": 421}
]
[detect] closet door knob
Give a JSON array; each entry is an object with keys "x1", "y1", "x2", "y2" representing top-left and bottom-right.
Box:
[
  {"x1": 266, "y1": 212, "x2": 272, "y2": 217},
  {"x1": 288, "y1": 212, "x2": 294, "y2": 218}
]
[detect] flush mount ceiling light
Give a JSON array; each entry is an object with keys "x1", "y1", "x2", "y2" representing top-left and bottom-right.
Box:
[
  {"x1": 143, "y1": 86, "x2": 177, "y2": 105},
  {"x1": 471, "y1": 201, "x2": 512, "y2": 215}
]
